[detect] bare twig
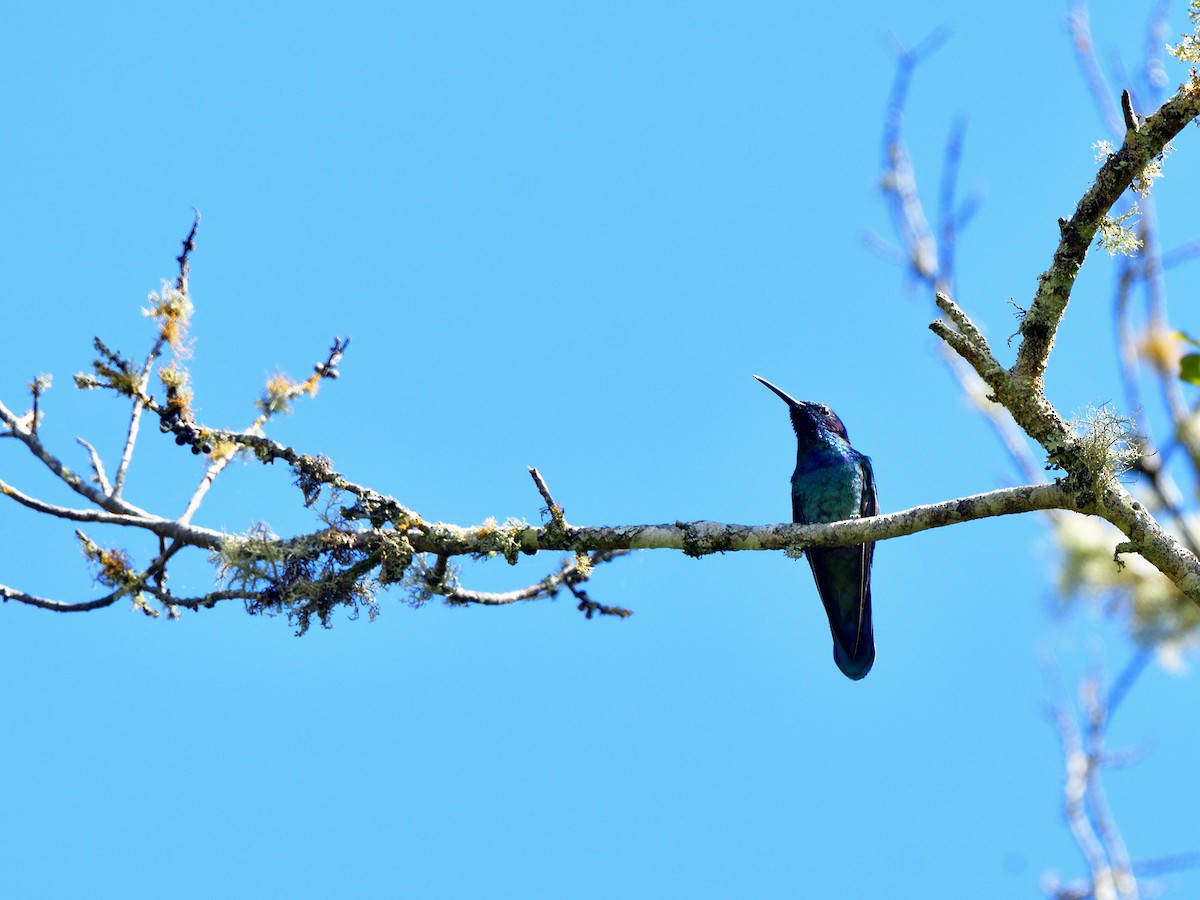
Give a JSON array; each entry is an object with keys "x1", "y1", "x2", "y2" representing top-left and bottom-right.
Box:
[
  {"x1": 1122, "y1": 88, "x2": 1140, "y2": 133},
  {"x1": 0, "y1": 581, "x2": 133, "y2": 613},
  {"x1": 936, "y1": 116, "x2": 967, "y2": 293},
  {"x1": 0, "y1": 476, "x2": 223, "y2": 545},
  {"x1": 528, "y1": 466, "x2": 566, "y2": 529},
  {"x1": 880, "y1": 28, "x2": 950, "y2": 285},
  {"x1": 440, "y1": 550, "x2": 631, "y2": 618},
  {"x1": 0, "y1": 396, "x2": 151, "y2": 518},
  {"x1": 111, "y1": 347, "x2": 162, "y2": 501},
  {"x1": 76, "y1": 438, "x2": 112, "y2": 494},
  {"x1": 1067, "y1": 0, "x2": 1124, "y2": 136},
  {"x1": 176, "y1": 208, "x2": 200, "y2": 293},
  {"x1": 28, "y1": 374, "x2": 50, "y2": 437}
]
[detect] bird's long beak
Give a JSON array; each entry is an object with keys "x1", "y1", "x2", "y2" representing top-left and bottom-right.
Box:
[{"x1": 753, "y1": 375, "x2": 802, "y2": 409}]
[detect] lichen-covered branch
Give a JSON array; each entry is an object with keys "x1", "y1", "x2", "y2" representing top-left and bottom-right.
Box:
[
  {"x1": 934, "y1": 279, "x2": 1200, "y2": 604},
  {"x1": 1014, "y1": 78, "x2": 1200, "y2": 391},
  {"x1": 381, "y1": 482, "x2": 1073, "y2": 558},
  {"x1": 916, "y1": 41, "x2": 1200, "y2": 613}
]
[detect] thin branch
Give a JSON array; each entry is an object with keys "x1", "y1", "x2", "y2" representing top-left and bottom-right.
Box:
[
  {"x1": 880, "y1": 28, "x2": 950, "y2": 284},
  {"x1": 0, "y1": 396, "x2": 150, "y2": 517},
  {"x1": 175, "y1": 209, "x2": 200, "y2": 293},
  {"x1": 528, "y1": 466, "x2": 567, "y2": 529},
  {"x1": 0, "y1": 478, "x2": 149, "y2": 526},
  {"x1": 1133, "y1": 853, "x2": 1200, "y2": 877},
  {"x1": 930, "y1": 292, "x2": 1011, "y2": 387},
  {"x1": 1139, "y1": 0, "x2": 1173, "y2": 108},
  {"x1": 1160, "y1": 236, "x2": 1200, "y2": 268},
  {"x1": 2, "y1": 529, "x2": 196, "y2": 613},
  {"x1": 1067, "y1": 0, "x2": 1125, "y2": 136},
  {"x1": 0, "y1": 477, "x2": 223, "y2": 546},
  {"x1": 76, "y1": 439, "x2": 112, "y2": 495},
  {"x1": 0, "y1": 581, "x2": 128, "y2": 613},
  {"x1": 1014, "y1": 79, "x2": 1200, "y2": 390},
  {"x1": 439, "y1": 549, "x2": 632, "y2": 617},
  {"x1": 28, "y1": 375, "x2": 49, "y2": 437},
  {"x1": 1114, "y1": 256, "x2": 1147, "y2": 437},
  {"x1": 565, "y1": 554, "x2": 635, "y2": 619},
  {"x1": 146, "y1": 587, "x2": 258, "y2": 611},
  {"x1": 1042, "y1": 653, "x2": 1140, "y2": 900},
  {"x1": 936, "y1": 116, "x2": 967, "y2": 292},
  {"x1": 1080, "y1": 661, "x2": 1141, "y2": 899},
  {"x1": 111, "y1": 344, "x2": 162, "y2": 501}
]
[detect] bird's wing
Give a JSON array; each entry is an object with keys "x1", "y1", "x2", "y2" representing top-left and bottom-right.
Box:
[
  {"x1": 858, "y1": 454, "x2": 878, "y2": 519},
  {"x1": 855, "y1": 454, "x2": 877, "y2": 636}
]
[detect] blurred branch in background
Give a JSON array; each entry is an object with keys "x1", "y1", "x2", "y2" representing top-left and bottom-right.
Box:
[{"x1": 1041, "y1": 649, "x2": 1200, "y2": 900}]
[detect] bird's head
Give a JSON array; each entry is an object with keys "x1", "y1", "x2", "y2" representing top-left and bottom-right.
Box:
[{"x1": 753, "y1": 375, "x2": 850, "y2": 442}]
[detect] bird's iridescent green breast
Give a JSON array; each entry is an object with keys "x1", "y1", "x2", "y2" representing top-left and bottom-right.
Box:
[{"x1": 791, "y1": 432, "x2": 864, "y2": 524}]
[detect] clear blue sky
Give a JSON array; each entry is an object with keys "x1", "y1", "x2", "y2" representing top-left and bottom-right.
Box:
[{"x1": 2, "y1": 2, "x2": 1197, "y2": 897}]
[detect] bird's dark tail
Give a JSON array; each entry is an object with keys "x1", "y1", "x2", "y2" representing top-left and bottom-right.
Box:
[{"x1": 806, "y1": 545, "x2": 875, "y2": 680}]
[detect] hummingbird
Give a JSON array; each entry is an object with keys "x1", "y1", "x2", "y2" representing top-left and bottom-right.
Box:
[{"x1": 755, "y1": 375, "x2": 878, "y2": 680}]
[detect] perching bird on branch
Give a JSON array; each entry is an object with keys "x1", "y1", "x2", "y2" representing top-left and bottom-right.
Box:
[{"x1": 755, "y1": 375, "x2": 878, "y2": 680}]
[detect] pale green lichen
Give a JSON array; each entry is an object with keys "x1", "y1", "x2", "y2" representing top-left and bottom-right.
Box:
[
  {"x1": 215, "y1": 524, "x2": 286, "y2": 589},
  {"x1": 400, "y1": 554, "x2": 461, "y2": 607},
  {"x1": 1132, "y1": 146, "x2": 1173, "y2": 196},
  {"x1": 1094, "y1": 138, "x2": 1172, "y2": 199},
  {"x1": 1167, "y1": 0, "x2": 1200, "y2": 63},
  {"x1": 1095, "y1": 205, "x2": 1143, "y2": 257},
  {"x1": 257, "y1": 373, "x2": 300, "y2": 417},
  {"x1": 1093, "y1": 139, "x2": 1116, "y2": 163},
  {"x1": 475, "y1": 517, "x2": 531, "y2": 564},
  {"x1": 1069, "y1": 403, "x2": 1142, "y2": 481}
]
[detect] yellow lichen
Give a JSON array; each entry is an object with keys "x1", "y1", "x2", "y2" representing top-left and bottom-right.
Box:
[{"x1": 143, "y1": 282, "x2": 194, "y2": 352}]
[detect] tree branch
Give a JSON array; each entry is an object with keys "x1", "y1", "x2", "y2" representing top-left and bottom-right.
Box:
[
  {"x1": 1015, "y1": 79, "x2": 1200, "y2": 391},
  {"x1": 339, "y1": 482, "x2": 1073, "y2": 557}
]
